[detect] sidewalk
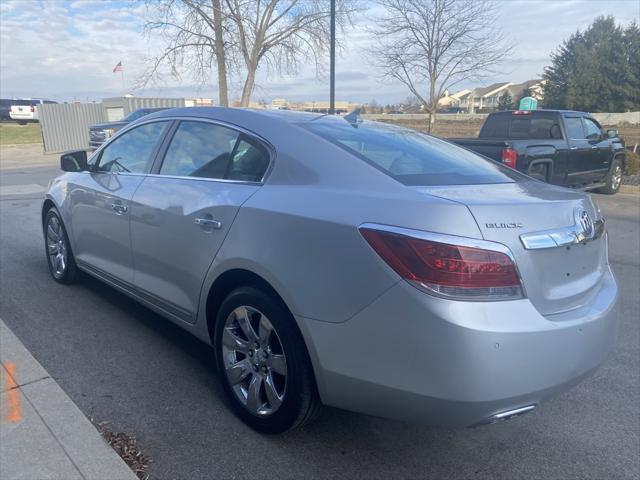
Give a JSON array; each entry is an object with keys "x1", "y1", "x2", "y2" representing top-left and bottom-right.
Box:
[{"x1": 0, "y1": 319, "x2": 136, "y2": 480}]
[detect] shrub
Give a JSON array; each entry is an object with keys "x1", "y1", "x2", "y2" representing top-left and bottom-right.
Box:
[{"x1": 624, "y1": 151, "x2": 640, "y2": 175}]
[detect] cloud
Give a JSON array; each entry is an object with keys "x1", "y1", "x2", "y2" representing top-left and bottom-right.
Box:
[{"x1": 0, "y1": 0, "x2": 638, "y2": 104}]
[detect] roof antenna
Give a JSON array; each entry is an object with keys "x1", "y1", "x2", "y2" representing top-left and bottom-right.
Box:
[{"x1": 343, "y1": 108, "x2": 363, "y2": 128}]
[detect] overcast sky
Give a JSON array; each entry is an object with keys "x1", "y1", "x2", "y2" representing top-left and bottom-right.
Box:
[{"x1": 0, "y1": 0, "x2": 638, "y2": 104}]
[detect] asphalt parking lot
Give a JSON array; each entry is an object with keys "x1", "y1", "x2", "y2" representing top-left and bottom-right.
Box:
[{"x1": 1, "y1": 145, "x2": 638, "y2": 480}]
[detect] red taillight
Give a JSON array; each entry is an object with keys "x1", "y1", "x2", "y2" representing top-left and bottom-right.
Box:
[
  {"x1": 30, "y1": 105, "x2": 35, "y2": 112},
  {"x1": 360, "y1": 228, "x2": 522, "y2": 300},
  {"x1": 501, "y1": 147, "x2": 517, "y2": 169}
]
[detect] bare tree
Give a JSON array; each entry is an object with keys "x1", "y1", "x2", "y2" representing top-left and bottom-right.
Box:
[
  {"x1": 142, "y1": 0, "x2": 355, "y2": 107},
  {"x1": 369, "y1": 0, "x2": 513, "y2": 131},
  {"x1": 141, "y1": 0, "x2": 234, "y2": 106},
  {"x1": 225, "y1": 0, "x2": 354, "y2": 106}
]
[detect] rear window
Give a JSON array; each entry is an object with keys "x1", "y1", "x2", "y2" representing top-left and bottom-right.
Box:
[
  {"x1": 301, "y1": 119, "x2": 519, "y2": 186},
  {"x1": 481, "y1": 113, "x2": 562, "y2": 139}
]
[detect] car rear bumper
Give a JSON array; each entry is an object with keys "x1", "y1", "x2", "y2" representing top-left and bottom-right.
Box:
[
  {"x1": 9, "y1": 113, "x2": 36, "y2": 121},
  {"x1": 299, "y1": 267, "x2": 618, "y2": 427}
]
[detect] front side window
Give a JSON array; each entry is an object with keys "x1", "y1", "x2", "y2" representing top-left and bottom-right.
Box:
[
  {"x1": 302, "y1": 119, "x2": 520, "y2": 186},
  {"x1": 96, "y1": 121, "x2": 168, "y2": 173},
  {"x1": 159, "y1": 121, "x2": 269, "y2": 182},
  {"x1": 583, "y1": 118, "x2": 602, "y2": 140},
  {"x1": 564, "y1": 117, "x2": 585, "y2": 139}
]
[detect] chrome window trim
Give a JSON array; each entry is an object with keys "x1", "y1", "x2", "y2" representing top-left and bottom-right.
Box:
[
  {"x1": 89, "y1": 116, "x2": 275, "y2": 184},
  {"x1": 144, "y1": 172, "x2": 263, "y2": 186},
  {"x1": 358, "y1": 222, "x2": 527, "y2": 301}
]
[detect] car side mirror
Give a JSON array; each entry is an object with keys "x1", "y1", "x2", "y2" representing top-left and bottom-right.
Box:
[
  {"x1": 60, "y1": 150, "x2": 88, "y2": 172},
  {"x1": 606, "y1": 129, "x2": 618, "y2": 139}
]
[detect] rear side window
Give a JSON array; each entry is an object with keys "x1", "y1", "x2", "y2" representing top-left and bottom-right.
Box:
[
  {"x1": 159, "y1": 121, "x2": 270, "y2": 182},
  {"x1": 302, "y1": 119, "x2": 519, "y2": 186},
  {"x1": 160, "y1": 121, "x2": 239, "y2": 179},
  {"x1": 227, "y1": 138, "x2": 270, "y2": 182},
  {"x1": 565, "y1": 117, "x2": 585, "y2": 139}
]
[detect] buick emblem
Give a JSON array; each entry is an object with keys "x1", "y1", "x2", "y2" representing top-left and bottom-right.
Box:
[{"x1": 576, "y1": 209, "x2": 594, "y2": 238}]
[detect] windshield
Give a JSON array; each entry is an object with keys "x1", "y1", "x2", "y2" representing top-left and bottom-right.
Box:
[{"x1": 301, "y1": 119, "x2": 520, "y2": 186}]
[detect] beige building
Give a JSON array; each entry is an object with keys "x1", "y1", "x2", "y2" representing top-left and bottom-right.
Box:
[
  {"x1": 438, "y1": 89, "x2": 471, "y2": 109},
  {"x1": 185, "y1": 98, "x2": 214, "y2": 107}
]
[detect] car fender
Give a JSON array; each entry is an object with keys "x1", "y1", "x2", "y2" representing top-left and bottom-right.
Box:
[{"x1": 42, "y1": 174, "x2": 77, "y2": 250}]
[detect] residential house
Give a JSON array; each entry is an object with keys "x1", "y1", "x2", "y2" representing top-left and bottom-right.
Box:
[
  {"x1": 504, "y1": 80, "x2": 546, "y2": 105},
  {"x1": 458, "y1": 82, "x2": 513, "y2": 112},
  {"x1": 438, "y1": 89, "x2": 471, "y2": 109}
]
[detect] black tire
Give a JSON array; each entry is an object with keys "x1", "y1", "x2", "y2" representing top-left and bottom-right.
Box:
[
  {"x1": 43, "y1": 208, "x2": 79, "y2": 284},
  {"x1": 214, "y1": 286, "x2": 321, "y2": 433},
  {"x1": 598, "y1": 158, "x2": 623, "y2": 195},
  {"x1": 527, "y1": 163, "x2": 548, "y2": 182}
]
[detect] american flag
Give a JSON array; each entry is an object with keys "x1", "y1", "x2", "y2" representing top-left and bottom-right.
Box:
[{"x1": 112, "y1": 61, "x2": 123, "y2": 73}]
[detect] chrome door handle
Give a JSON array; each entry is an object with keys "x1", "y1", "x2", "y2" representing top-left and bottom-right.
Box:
[
  {"x1": 111, "y1": 203, "x2": 128, "y2": 215},
  {"x1": 195, "y1": 218, "x2": 222, "y2": 229},
  {"x1": 570, "y1": 146, "x2": 578, "y2": 150},
  {"x1": 591, "y1": 146, "x2": 598, "y2": 149}
]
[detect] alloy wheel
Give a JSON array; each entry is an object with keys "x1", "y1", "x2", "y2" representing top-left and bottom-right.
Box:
[
  {"x1": 221, "y1": 306, "x2": 287, "y2": 416},
  {"x1": 46, "y1": 215, "x2": 67, "y2": 278},
  {"x1": 611, "y1": 165, "x2": 622, "y2": 190}
]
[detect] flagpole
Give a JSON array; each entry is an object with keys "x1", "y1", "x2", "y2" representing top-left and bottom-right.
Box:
[{"x1": 121, "y1": 68, "x2": 125, "y2": 95}]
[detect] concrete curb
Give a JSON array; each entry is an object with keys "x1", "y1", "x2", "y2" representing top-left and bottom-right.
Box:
[
  {"x1": 0, "y1": 319, "x2": 137, "y2": 480},
  {"x1": 619, "y1": 185, "x2": 640, "y2": 194}
]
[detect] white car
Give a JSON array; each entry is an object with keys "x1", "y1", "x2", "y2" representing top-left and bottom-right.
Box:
[{"x1": 9, "y1": 99, "x2": 56, "y2": 123}]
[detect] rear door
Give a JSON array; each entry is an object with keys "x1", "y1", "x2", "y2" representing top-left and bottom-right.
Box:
[
  {"x1": 129, "y1": 119, "x2": 268, "y2": 323},
  {"x1": 563, "y1": 115, "x2": 592, "y2": 187},
  {"x1": 69, "y1": 121, "x2": 170, "y2": 284}
]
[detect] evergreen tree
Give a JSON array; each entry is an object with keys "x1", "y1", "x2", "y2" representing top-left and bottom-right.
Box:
[
  {"x1": 543, "y1": 16, "x2": 639, "y2": 112},
  {"x1": 497, "y1": 91, "x2": 514, "y2": 110}
]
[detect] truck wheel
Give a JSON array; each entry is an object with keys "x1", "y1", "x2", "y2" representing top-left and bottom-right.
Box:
[
  {"x1": 599, "y1": 159, "x2": 623, "y2": 194},
  {"x1": 527, "y1": 164, "x2": 548, "y2": 182}
]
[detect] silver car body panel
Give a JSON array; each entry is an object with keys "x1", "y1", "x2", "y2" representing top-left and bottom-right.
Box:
[{"x1": 43, "y1": 107, "x2": 618, "y2": 427}]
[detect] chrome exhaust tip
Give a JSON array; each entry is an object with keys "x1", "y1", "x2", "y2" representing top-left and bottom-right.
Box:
[{"x1": 474, "y1": 405, "x2": 536, "y2": 427}]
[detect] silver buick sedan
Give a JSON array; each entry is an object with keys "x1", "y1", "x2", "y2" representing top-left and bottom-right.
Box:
[{"x1": 43, "y1": 108, "x2": 618, "y2": 433}]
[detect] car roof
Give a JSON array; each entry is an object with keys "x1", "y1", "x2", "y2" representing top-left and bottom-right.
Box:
[
  {"x1": 491, "y1": 109, "x2": 588, "y2": 116},
  {"x1": 146, "y1": 106, "x2": 326, "y2": 124}
]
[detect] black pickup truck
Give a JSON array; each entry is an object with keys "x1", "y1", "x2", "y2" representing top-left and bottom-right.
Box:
[{"x1": 450, "y1": 110, "x2": 626, "y2": 194}]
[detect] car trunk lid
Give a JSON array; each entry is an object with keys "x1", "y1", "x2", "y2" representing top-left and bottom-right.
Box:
[{"x1": 415, "y1": 181, "x2": 607, "y2": 316}]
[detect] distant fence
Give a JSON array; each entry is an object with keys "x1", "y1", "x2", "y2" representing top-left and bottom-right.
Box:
[
  {"x1": 39, "y1": 103, "x2": 105, "y2": 153},
  {"x1": 363, "y1": 111, "x2": 640, "y2": 125},
  {"x1": 39, "y1": 97, "x2": 186, "y2": 153}
]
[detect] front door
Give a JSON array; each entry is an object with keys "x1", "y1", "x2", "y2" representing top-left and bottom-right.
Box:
[
  {"x1": 70, "y1": 121, "x2": 170, "y2": 284},
  {"x1": 563, "y1": 116, "x2": 592, "y2": 187},
  {"x1": 583, "y1": 117, "x2": 611, "y2": 183},
  {"x1": 130, "y1": 120, "x2": 269, "y2": 322}
]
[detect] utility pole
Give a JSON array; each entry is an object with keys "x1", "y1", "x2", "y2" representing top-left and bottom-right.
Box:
[{"x1": 329, "y1": 0, "x2": 335, "y2": 114}]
